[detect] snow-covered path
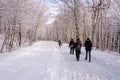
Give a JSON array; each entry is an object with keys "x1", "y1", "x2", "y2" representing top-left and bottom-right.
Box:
[
  {"x1": 0, "y1": 41, "x2": 120, "y2": 80},
  {"x1": 60, "y1": 43, "x2": 120, "y2": 80}
]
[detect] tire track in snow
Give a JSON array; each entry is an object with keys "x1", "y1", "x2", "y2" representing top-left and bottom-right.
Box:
[{"x1": 0, "y1": 41, "x2": 120, "y2": 80}]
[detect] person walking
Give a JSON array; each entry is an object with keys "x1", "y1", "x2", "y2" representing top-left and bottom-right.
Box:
[
  {"x1": 69, "y1": 38, "x2": 75, "y2": 55},
  {"x1": 58, "y1": 39, "x2": 62, "y2": 47},
  {"x1": 75, "y1": 38, "x2": 82, "y2": 61},
  {"x1": 85, "y1": 37, "x2": 92, "y2": 62}
]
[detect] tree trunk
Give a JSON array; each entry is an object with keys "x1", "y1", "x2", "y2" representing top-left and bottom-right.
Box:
[
  {"x1": 83, "y1": 10, "x2": 86, "y2": 43},
  {"x1": 118, "y1": 33, "x2": 120, "y2": 54},
  {"x1": 19, "y1": 23, "x2": 22, "y2": 47}
]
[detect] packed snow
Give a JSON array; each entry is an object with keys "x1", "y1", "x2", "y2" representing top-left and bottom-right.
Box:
[{"x1": 0, "y1": 41, "x2": 120, "y2": 80}]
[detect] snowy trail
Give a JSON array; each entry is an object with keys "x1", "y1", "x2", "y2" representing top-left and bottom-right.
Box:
[
  {"x1": 60, "y1": 44, "x2": 120, "y2": 80},
  {"x1": 0, "y1": 41, "x2": 69, "y2": 80},
  {"x1": 0, "y1": 41, "x2": 120, "y2": 80}
]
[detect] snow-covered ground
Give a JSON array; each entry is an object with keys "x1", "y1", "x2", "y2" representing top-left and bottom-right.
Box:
[{"x1": 0, "y1": 41, "x2": 120, "y2": 80}]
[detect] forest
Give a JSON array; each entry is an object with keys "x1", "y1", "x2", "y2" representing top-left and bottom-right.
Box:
[{"x1": 0, "y1": 0, "x2": 120, "y2": 54}]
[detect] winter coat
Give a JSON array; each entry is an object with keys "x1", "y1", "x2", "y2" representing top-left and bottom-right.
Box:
[
  {"x1": 85, "y1": 40, "x2": 92, "y2": 51},
  {"x1": 69, "y1": 40, "x2": 75, "y2": 48},
  {"x1": 58, "y1": 40, "x2": 62, "y2": 45},
  {"x1": 75, "y1": 41, "x2": 82, "y2": 50}
]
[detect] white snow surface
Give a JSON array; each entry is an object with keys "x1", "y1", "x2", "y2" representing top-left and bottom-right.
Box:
[{"x1": 0, "y1": 41, "x2": 120, "y2": 80}]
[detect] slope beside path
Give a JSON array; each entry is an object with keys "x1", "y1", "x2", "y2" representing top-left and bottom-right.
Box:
[{"x1": 0, "y1": 41, "x2": 120, "y2": 80}]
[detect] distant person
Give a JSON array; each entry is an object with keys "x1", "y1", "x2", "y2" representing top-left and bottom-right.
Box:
[
  {"x1": 74, "y1": 38, "x2": 82, "y2": 61},
  {"x1": 69, "y1": 38, "x2": 75, "y2": 54},
  {"x1": 85, "y1": 37, "x2": 92, "y2": 62},
  {"x1": 58, "y1": 39, "x2": 62, "y2": 47}
]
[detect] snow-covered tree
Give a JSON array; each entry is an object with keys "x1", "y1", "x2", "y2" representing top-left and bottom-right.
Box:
[{"x1": 0, "y1": 0, "x2": 49, "y2": 52}]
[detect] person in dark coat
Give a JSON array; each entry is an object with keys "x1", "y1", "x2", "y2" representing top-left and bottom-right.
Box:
[
  {"x1": 58, "y1": 39, "x2": 62, "y2": 47},
  {"x1": 85, "y1": 37, "x2": 92, "y2": 62},
  {"x1": 75, "y1": 38, "x2": 82, "y2": 61},
  {"x1": 69, "y1": 38, "x2": 75, "y2": 54}
]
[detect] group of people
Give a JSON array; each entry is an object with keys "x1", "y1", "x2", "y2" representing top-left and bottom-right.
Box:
[{"x1": 69, "y1": 37, "x2": 92, "y2": 62}]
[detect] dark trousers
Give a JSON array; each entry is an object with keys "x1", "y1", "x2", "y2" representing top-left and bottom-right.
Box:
[
  {"x1": 85, "y1": 50, "x2": 91, "y2": 62},
  {"x1": 58, "y1": 43, "x2": 61, "y2": 47},
  {"x1": 70, "y1": 47, "x2": 74, "y2": 54},
  {"x1": 75, "y1": 49, "x2": 81, "y2": 61}
]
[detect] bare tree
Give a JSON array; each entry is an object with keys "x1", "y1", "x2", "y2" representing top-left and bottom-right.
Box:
[{"x1": 0, "y1": 0, "x2": 49, "y2": 52}]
